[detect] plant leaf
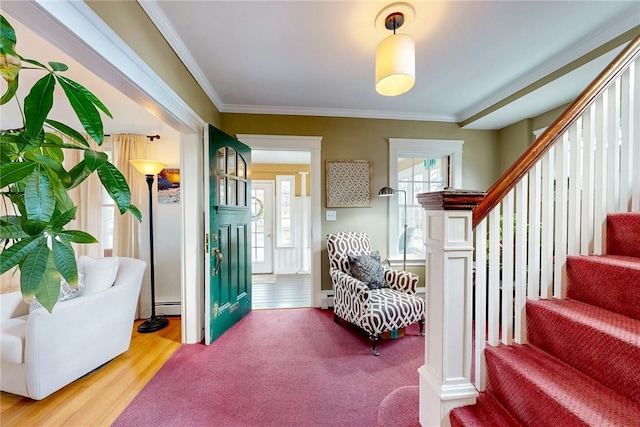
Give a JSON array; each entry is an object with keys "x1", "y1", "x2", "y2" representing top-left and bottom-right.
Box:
[
  {"x1": 0, "y1": 75, "x2": 18, "y2": 105},
  {"x1": 128, "y1": 204, "x2": 142, "y2": 222},
  {"x1": 0, "y1": 16, "x2": 21, "y2": 85},
  {"x1": 24, "y1": 73, "x2": 55, "y2": 140},
  {"x1": 56, "y1": 75, "x2": 104, "y2": 144},
  {"x1": 32, "y1": 152, "x2": 65, "y2": 173},
  {"x1": 97, "y1": 162, "x2": 131, "y2": 214},
  {"x1": 0, "y1": 161, "x2": 36, "y2": 188},
  {"x1": 67, "y1": 160, "x2": 91, "y2": 189},
  {"x1": 51, "y1": 206, "x2": 77, "y2": 229},
  {"x1": 24, "y1": 169, "x2": 54, "y2": 233},
  {"x1": 19, "y1": 239, "x2": 49, "y2": 297},
  {"x1": 57, "y1": 75, "x2": 112, "y2": 119},
  {"x1": 51, "y1": 238, "x2": 77, "y2": 285},
  {"x1": 56, "y1": 230, "x2": 98, "y2": 244},
  {"x1": 48, "y1": 61, "x2": 68, "y2": 72},
  {"x1": 45, "y1": 120, "x2": 90, "y2": 148},
  {"x1": 0, "y1": 224, "x2": 30, "y2": 239},
  {"x1": 19, "y1": 57, "x2": 47, "y2": 69},
  {"x1": 0, "y1": 236, "x2": 41, "y2": 274},
  {"x1": 84, "y1": 149, "x2": 108, "y2": 172},
  {"x1": 32, "y1": 253, "x2": 61, "y2": 313}
]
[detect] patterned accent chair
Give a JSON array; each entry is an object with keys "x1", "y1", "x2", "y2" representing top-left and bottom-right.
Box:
[{"x1": 326, "y1": 232, "x2": 425, "y2": 355}]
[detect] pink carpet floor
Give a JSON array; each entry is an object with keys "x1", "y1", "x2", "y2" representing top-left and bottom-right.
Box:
[{"x1": 113, "y1": 308, "x2": 424, "y2": 427}]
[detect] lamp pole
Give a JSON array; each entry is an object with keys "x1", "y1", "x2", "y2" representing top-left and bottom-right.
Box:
[
  {"x1": 378, "y1": 186, "x2": 408, "y2": 271},
  {"x1": 130, "y1": 159, "x2": 168, "y2": 333},
  {"x1": 397, "y1": 189, "x2": 407, "y2": 271}
]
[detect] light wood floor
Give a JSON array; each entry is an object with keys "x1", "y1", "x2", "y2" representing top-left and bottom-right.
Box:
[
  {"x1": 252, "y1": 274, "x2": 311, "y2": 309},
  {"x1": 0, "y1": 316, "x2": 182, "y2": 427}
]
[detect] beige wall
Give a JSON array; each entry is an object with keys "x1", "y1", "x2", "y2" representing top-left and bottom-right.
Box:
[
  {"x1": 222, "y1": 114, "x2": 499, "y2": 289},
  {"x1": 86, "y1": 1, "x2": 221, "y2": 127}
]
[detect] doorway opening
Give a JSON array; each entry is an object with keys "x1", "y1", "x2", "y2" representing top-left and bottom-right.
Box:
[{"x1": 250, "y1": 150, "x2": 312, "y2": 309}]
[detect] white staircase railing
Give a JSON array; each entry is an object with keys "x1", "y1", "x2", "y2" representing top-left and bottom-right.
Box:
[{"x1": 472, "y1": 48, "x2": 640, "y2": 392}]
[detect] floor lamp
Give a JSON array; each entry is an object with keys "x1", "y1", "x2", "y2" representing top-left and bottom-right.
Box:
[
  {"x1": 378, "y1": 186, "x2": 407, "y2": 271},
  {"x1": 130, "y1": 159, "x2": 169, "y2": 333}
]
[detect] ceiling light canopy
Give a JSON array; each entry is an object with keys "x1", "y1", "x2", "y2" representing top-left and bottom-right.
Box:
[{"x1": 375, "y1": 9, "x2": 415, "y2": 97}]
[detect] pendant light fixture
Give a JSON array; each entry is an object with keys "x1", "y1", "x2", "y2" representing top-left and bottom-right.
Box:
[{"x1": 375, "y1": 7, "x2": 415, "y2": 96}]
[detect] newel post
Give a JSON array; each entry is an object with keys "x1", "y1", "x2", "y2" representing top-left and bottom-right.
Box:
[{"x1": 417, "y1": 189, "x2": 485, "y2": 427}]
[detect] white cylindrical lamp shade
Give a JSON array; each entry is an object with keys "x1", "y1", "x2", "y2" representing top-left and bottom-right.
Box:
[
  {"x1": 375, "y1": 33, "x2": 415, "y2": 96},
  {"x1": 130, "y1": 159, "x2": 167, "y2": 176}
]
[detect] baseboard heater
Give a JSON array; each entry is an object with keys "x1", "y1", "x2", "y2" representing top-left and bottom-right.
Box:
[
  {"x1": 321, "y1": 290, "x2": 334, "y2": 309},
  {"x1": 156, "y1": 301, "x2": 181, "y2": 316}
]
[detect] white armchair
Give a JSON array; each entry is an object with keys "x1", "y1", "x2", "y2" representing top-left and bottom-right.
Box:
[
  {"x1": 0, "y1": 257, "x2": 146, "y2": 400},
  {"x1": 327, "y1": 232, "x2": 425, "y2": 355}
]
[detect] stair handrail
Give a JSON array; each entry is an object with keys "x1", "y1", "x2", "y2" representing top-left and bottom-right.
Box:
[{"x1": 473, "y1": 33, "x2": 640, "y2": 228}]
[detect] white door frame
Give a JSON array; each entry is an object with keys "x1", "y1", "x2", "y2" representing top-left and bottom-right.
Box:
[
  {"x1": 236, "y1": 135, "x2": 322, "y2": 308},
  {"x1": 5, "y1": 0, "x2": 207, "y2": 343}
]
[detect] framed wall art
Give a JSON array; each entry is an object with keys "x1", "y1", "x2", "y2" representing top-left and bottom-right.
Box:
[
  {"x1": 158, "y1": 168, "x2": 181, "y2": 203},
  {"x1": 325, "y1": 160, "x2": 372, "y2": 207}
]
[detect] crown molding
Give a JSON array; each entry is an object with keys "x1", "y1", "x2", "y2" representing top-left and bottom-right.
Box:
[
  {"x1": 222, "y1": 104, "x2": 459, "y2": 123},
  {"x1": 137, "y1": 0, "x2": 224, "y2": 112}
]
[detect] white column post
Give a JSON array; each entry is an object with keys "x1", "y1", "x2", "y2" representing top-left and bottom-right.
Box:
[
  {"x1": 298, "y1": 172, "x2": 310, "y2": 273},
  {"x1": 417, "y1": 190, "x2": 485, "y2": 427}
]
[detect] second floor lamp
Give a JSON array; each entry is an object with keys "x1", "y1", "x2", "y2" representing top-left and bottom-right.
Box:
[{"x1": 378, "y1": 186, "x2": 407, "y2": 271}]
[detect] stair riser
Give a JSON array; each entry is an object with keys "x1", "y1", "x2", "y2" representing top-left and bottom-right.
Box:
[
  {"x1": 527, "y1": 301, "x2": 640, "y2": 405},
  {"x1": 566, "y1": 257, "x2": 640, "y2": 320},
  {"x1": 607, "y1": 213, "x2": 640, "y2": 258}
]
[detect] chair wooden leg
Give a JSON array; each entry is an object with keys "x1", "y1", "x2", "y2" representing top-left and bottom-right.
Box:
[
  {"x1": 419, "y1": 318, "x2": 425, "y2": 336},
  {"x1": 334, "y1": 314, "x2": 340, "y2": 324},
  {"x1": 369, "y1": 334, "x2": 380, "y2": 356}
]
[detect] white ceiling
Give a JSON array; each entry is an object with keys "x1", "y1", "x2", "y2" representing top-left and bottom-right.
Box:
[
  {"x1": 2, "y1": 0, "x2": 638, "y2": 143},
  {"x1": 139, "y1": 0, "x2": 640, "y2": 129}
]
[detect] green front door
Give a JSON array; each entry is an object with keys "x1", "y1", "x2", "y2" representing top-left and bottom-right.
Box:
[{"x1": 206, "y1": 125, "x2": 251, "y2": 344}]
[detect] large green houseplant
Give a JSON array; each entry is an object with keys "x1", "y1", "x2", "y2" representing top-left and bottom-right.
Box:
[{"x1": 0, "y1": 15, "x2": 140, "y2": 311}]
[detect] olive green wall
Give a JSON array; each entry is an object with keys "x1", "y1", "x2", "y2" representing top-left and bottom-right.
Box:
[
  {"x1": 85, "y1": 1, "x2": 220, "y2": 127},
  {"x1": 498, "y1": 119, "x2": 532, "y2": 174},
  {"x1": 496, "y1": 102, "x2": 571, "y2": 176},
  {"x1": 221, "y1": 113, "x2": 499, "y2": 289}
]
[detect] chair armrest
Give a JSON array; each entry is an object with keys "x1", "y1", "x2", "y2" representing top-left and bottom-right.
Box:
[
  {"x1": 384, "y1": 267, "x2": 419, "y2": 294},
  {"x1": 330, "y1": 269, "x2": 369, "y2": 295}
]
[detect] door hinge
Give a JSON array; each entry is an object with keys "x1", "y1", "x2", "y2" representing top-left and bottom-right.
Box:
[{"x1": 205, "y1": 233, "x2": 209, "y2": 253}]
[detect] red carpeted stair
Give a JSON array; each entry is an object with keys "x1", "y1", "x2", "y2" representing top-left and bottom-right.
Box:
[{"x1": 451, "y1": 212, "x2": 640, "y2": 427}]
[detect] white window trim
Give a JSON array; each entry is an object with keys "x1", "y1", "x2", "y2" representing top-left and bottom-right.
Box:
[
  {"x1": 275, "y1": 175, "x2": 295, "y2": 248},
  {"x1": 387, "y1": 138, "x2": 464, "y2": 266}
]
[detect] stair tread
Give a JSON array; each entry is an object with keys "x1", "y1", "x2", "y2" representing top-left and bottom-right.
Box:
[
  {"x1": 528, "y1": 298, "x2": 640, "y2": 339},
  {"x1": 570, "y1": 254, "x2": 640, "y2": 269},
  {"x1": 450, "y1": 393, "x2": 524, "y2": 427},
  {"x1": 486, "y1": 344, "x2": 640, "y2": 426},
  {"x1": 527, "y1": 298, "x2": 640, "y2": 405}
]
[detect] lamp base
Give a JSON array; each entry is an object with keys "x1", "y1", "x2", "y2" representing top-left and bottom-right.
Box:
[{"x1": 138, "y1": 316, "x2": 169, "y2": 333}]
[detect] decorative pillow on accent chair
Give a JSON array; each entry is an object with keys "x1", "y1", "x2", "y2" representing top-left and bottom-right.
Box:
[
  {"x1": 78, "y1": 256, "x2": 120, "y2": 295},
  {"x1": 29, "y1": 271, "x2": 85, "y2": 312},
  {"x1": 348, "y1": 251, "x2": 386, "y2": 289}
]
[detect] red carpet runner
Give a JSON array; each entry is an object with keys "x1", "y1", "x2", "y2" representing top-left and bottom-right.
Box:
[
  {"x1": 451, "y1": 212, "x2": 640, "y2": 426},
  {"x1": 114, "y1": 308, "x2": 424, "y2": 427}
]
